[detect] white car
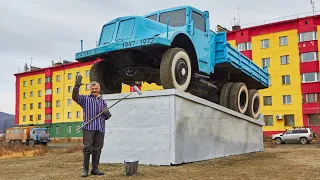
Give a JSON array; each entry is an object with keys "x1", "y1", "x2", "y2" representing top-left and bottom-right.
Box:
[{"x1": 272, "y1": 127, "x2": 315, "y2": 145}]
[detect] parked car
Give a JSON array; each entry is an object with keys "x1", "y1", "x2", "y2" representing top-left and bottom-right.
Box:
[{"x1": 272, "y1": 127, "x2": 316, "y2": 145}]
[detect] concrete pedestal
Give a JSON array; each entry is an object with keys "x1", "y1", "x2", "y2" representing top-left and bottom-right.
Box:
[{"x1": 100, "y1": 89, "x2": 264, "y2": 165}]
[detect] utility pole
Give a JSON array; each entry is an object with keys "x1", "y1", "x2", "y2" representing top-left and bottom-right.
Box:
[{"x1": 311, "y1": 0, "x2": 315, "y2": 16}]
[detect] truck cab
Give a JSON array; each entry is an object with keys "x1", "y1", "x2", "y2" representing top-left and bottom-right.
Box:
[
  {"x1": 29, "y1": 128, "x2": 50, "y2": 146},
  {"x1": 75, "y1": 6, "x2": 269, "y2": 119}
]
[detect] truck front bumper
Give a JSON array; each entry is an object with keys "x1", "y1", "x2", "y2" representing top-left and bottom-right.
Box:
[{"x1": 75, "y1": 36, "x2": 171, "y2": 62}]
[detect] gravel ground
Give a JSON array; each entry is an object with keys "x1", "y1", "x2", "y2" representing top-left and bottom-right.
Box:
[{"x1": 0, "y1": 144, "x2": 319, "y2": 180}]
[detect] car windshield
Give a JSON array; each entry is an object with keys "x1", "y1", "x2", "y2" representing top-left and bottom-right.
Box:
[{"x1": 158, "y1": 9, "x2": 186, "y2": 27}]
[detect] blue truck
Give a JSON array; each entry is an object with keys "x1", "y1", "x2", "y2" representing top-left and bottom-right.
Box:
[{"x1": 75, "y1": 6, "x2": 270, "y2": 119}]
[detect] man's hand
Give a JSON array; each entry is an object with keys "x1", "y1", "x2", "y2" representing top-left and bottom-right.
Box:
[
  {"x1": 75, "y1": 75, "x2": 84, "y2": 87},
  {"x1": 102, "y1": 107, "x2": 110, "y2": 117}
]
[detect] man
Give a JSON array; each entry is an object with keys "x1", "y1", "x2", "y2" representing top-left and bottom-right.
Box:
[{"x1": 72, "y1": 75, "x2": 111, "y2": 177}]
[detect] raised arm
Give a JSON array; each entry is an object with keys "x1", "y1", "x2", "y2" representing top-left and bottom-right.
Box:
[{"x1": 72, "y1": 75, "x2": 86, "y2": 107}]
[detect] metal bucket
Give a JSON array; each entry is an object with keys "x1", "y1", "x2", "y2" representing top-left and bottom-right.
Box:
[{"x1": 124, "y1": 160, "x2": 139, "y2": 176}]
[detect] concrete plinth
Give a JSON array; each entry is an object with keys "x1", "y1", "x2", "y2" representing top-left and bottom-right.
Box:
[{"x1": 101, "y1": 89, "x2": 264, "y2": 165}]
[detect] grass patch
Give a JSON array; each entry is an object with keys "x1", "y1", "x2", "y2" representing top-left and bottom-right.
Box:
[{"x1": 0, "y1": 143, "x2": 49, "y2": 159}]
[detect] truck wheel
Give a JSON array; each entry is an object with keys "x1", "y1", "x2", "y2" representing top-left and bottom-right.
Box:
[
  {"x1": 160, "y1": 48, "x2": 191, "y2": 92},
  {"x1": 219, "y1": 82, "x2": 234, "y2": 108},
  {"x1": 245, "y1": 89, "x2": 260, "y2": 119},
  {"x1": 28, "y1": 140, "x2": 35, "y2": 147},
  {"x1": 90, "y1": 60, "x2": 122, "y2": 94},
  {"x1": 228, "y1": 82, "x2": 248, "y2": 114}
]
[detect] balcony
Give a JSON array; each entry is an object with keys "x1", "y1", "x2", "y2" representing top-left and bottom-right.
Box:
[
  {"x1": 45, "y1": 95, "x2": 52, "y2": 102},
  {"x1": 298, "y1": 40, "x2": 318, "y2": 53},
  {"x1": 45, "y1": 107, "x2": 52, "y2": 114},
  {"x1": 300, "y1": 61, "x2": 319, "y2": 74},
  {"x1": 301, "y1": 82, "x2": 320, "y2": 94},
  {"x1": 302, "y1": 102, "x2": 320, "y2": 114},
  {"x1": 240, "y1": 50, "x2": 252, "y2": 60},
  {"x1": 45, "y1": 82, "x2": 52, "y2": 89}
]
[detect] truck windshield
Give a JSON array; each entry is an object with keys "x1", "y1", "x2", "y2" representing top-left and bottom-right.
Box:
[
  {"x1": 159, "y1": 9, "x2": 186, "y2": 27},
  {"x1": 36, "y1": 130, "x2": 48, "y2": 135}
]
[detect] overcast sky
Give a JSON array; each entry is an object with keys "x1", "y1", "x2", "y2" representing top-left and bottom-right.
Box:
[{"x1": 0, "y1": 0, "x2": 317, "y2": 114}]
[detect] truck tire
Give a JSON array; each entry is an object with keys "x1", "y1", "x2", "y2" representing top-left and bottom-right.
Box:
[
  {"x1": 219, "y1": 82, "x2": 234, "y2": 108},
  {"x1": 160, "y1": 48, "x2": 191, "y2": 92},
  {"x1": 28, "y1": 140, "x2": 35, "y2": 147},
  {"x1": 90, "y1": 61, "x2": 122, "y2": 94},
  {"x1": 245, "y1": 89, "x2": 260, "y2": 119},
  {"x1": 228, "y1": 82, "x2": 249, "y2": 114}
]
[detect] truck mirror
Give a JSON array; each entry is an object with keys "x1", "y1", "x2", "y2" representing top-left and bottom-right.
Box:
[{"x1": 203, "y1": 11, "x2": 209, "y2": 19}]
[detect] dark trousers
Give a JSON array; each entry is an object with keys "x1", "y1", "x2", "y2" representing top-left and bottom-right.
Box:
[
  {"x1": 83, "y1": 129, "x2": 105, "y2": 155},
  {"x1": 82, "y1": 130, "x2": 105, "y2": 170}
]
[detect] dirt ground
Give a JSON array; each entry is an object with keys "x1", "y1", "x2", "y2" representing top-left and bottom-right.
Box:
[{"x1": 0, "y1": 143, "x2": 320, "y2": 180}]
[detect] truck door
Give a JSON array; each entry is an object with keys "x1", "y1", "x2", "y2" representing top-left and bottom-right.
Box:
[{"x1": 189, "y1": 9, "x2": 210, "y2": 73}]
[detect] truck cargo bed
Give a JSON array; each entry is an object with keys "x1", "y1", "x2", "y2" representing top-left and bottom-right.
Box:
[{"x1": 214, "y1": 32, "x2": 269, "y2": 90}]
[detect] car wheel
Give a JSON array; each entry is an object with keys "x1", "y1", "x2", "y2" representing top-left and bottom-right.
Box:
[
  {"x1": 300, "y1": 137, "x2": 307, "y2": 145},
  {"x1": 275, "y1": 138, "x2": 282, "y2": 144}
]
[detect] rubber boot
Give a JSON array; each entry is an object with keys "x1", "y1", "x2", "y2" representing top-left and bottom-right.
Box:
[
  {"x1": 81, "y1": 154, "x2": 90, "y2": 177},
  {"x1": 91, "y1": 153, "x2": 104, "y2": 175}
]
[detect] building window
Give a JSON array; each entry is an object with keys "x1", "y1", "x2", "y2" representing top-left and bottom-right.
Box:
[
  {"x1": 76, "y1": 111, "x2": 81, "y2": 118},
  {"x1": 45, "y1": 114, "x2": 52, "y2": 120},
  {"x1": 56, "y1": 126, "x2": 60, "y2": 134},
  {"x1": 308, "y1": 114, "x2": 320, "y2": 126},
  {"x1": 76, "y1": 72, "x2": 80, "y2": 76},
  {"x1": 56, "y1": 88, "x2": 60, "y2": 94},
  {"x1": 86, "y1": 70, "x2": 90, "y2": 77},
  {"x1": 45, "y1": 101, "x2": 52, "y2": 108},
  {"x1": 76, "y1": 125, "x2": 81, "y2": 133},
  {"x1": 261, "y1": 39, "x2": 269, "y2": 49},
  {"x1": 23, "y1": 104, "x2": 26, "y2": 110},
  {"x1": 38, "y1": 102, "x2": 42, "y2": 109},
  {"x1": 280, "y1": 55, "x2": 289, "y2": 65},
  {"x1": 38, "y1": 90, "x2": 42, "y2": 97},
  {"x1": 23, "y1": 92, "x2": 26, "y2": 99},
  {"x1": 86, "y1": 84, "x2": 90, "y2": 90},
  {"x1": 282, "y1": 75, "x2": 290, "y2": 85},
  {"x1": 68, "y1": 73, "x2": 72, "y2": 80},
  {"x1": 67, "y1": 125, "x2": 72, "y2": 134},
  {"x1": 30, "y1": 79, "x2": 34, "y2": 85},
  {"x1": 45, "y1": 77, "x2": 52, "y2": 83},
  {"x1": 56, "y1": 100, "x2": 60, "y2": 107},
  {"x1": 56, "y1": 113, "x2": 60, "y2": 119},
  {"x1": 45, "y1": 89, "x2": 52, "y2": 95},
  {"x1": 300, "y1": 52, "x2": 318, "y2": 62},
  {"x1": 299, "y1": 31, "x2": 317, "y2": 42},
  {"x1": 30, "y1": 91, "x2": 33, "y2": 97},
  {"x1": 301, "y1": 72, "x2": 320, "y2": 83},
  {"x1": 284, "y1": 114, "x2": 295, "y2": 126},
  {"x1": 23, "y1": 116, "x2": 26, "y2": 122},
  {"x1": 262, "y1": 57, "x2": 270, "y2": 67},
  {"x1": 56, "y1": 75, "x2": 60, "y2": 82},
  {"x1": 68, "y1": 86, "x2": 72, "y2": 92},
  {"x1": 68, "y1": 99, "x2": 72, "y2": 106},
  {"x1": 279, "y1": 36, "x2": 288, "y2": 46},
  {"x1": 30, "y1": 103, "x2": 33, "y2": 110},
  {"x1": 237, "y1": 42, "x2": 252, "y2": 51},
  {"x1": 263, "y1": 96, "x2": 272, "y2": 105},
  {"x1": 23, "y1": 81, "x2": 27, "y2": 87},
  {"x1": 303, "y1": 93, "x2": 319, "y2": 103},
  {"x1": 38, "y1": 114, "x2": 41, "y2": 120},
  {"x1": 282, "y1": 95, "x2": 292, "y2": 104},
  {"x1": 264, "y1": 115, "x2": 273, "y2": 126},
  {"x1": 68, "y1": 112, "x2": 72, "y2": 119},
  {"x1": 38, "y1": 78, "x2": 42, "y2": 84},
  {"x1": 29, "y1": 115, "x2": 33, "y2": 121}
]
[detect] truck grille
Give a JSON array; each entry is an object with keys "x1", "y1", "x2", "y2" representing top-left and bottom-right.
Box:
[{"x1": 116, "y1": 18, "x2": 135, "y2": 40}]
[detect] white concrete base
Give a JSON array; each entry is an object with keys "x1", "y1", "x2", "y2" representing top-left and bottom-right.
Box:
[{"x1": 100, "y1": 89, "x2": 264, "y2": 165}]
